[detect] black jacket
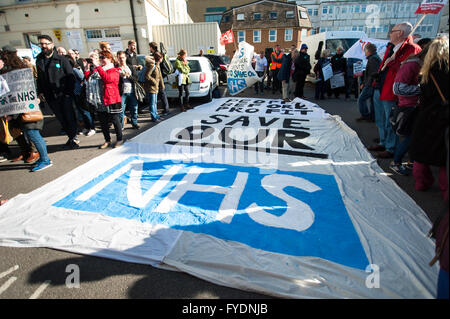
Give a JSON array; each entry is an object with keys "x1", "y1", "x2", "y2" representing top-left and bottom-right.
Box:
[
  {"x1": 364, "y1": 53, "x2": 381, "y2": 87},
  {"x1": 125, "y1": 49, "x2": 139, "y2": 69},
  {"x1": 36, "y1": 48, "x2": 75, "y2": 101},
  {"x1": 294, "y1": 52, "x2": 311, "y2": 79},
  {"x1": 331, "y1": 53, "x2": 347, "y2": 75},
  {"x1": 409, "y1": 63, "x2": 449, "y2": 167}
]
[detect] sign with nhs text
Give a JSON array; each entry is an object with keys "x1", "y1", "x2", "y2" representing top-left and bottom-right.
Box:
[{"x1": 54, "y1": 157, "x2": 368, "y2": 270}]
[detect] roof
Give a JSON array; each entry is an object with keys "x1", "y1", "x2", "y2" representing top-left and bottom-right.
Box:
[{"x1": 222, "y1": 0, "x2": 304, "y2": 14}]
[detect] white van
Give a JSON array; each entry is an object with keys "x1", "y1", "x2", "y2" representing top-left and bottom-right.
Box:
[
  {"x1": 164, "y1": 56, "x2": 219, "y2": 102},
  {"x1": 302, "y1": 31, "x2": 367, "y2": 82}
]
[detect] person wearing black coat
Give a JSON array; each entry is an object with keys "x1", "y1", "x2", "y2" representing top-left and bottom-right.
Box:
[
  {"x1": 409, "y1": 36, "x2": 449, "y2": 198},
  {"x1": 277, "y1": 48, "x2": 293, "y2": 101},
  {"x1": 330, "y1": 46, "x2": 348, "y2": 98},
  {"x1": 294, "y1": 44, "x2": 311, "y2": 98},
  {"x1": 35, "y1": 35, "x2": 79, "y2": 149}
]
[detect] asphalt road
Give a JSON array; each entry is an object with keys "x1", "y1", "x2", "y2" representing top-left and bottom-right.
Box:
[{"x1": 0, "y1": 83, "x2": 445, "y2": 299}]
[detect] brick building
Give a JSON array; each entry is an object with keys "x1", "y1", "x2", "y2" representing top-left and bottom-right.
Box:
[{"x1": 219, "y1": 0, "x2": 312, "y2": 57}]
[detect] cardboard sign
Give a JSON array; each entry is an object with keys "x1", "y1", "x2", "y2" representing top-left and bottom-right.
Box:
[
  {"x1": 322, "y1": 62, "x2": 333, "y2": 82},
  {"x1": 0, "y1": 68, "x2": 39, "y2": 117},
  {"x1": 353, "y1": 62, "x2": 364, "y2": 77}
]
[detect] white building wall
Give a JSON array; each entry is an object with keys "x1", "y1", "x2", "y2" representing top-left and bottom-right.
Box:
[
  {"x1": 292, "y1": 0, "x2": 442, "y2": 39},
  {"x1": 0, "y1": 0, "x2": 192, "y2": 56}
]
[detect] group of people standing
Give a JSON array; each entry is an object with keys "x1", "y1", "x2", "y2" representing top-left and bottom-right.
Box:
[
  {"x1": 252, "y1": 43, "x2": 312, "y2": 102},
  {"x1": 0, "y1": 35, "x2": 191, "y2": 172},
  {"x1": 355, "y1": 23, "x2": 448, "y2": 299}
]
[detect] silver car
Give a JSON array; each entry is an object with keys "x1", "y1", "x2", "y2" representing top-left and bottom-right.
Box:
[{"x1": 163, "y1": 56, "x2": 219, "y2": 102}]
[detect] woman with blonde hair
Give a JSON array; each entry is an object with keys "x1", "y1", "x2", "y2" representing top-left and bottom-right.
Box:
[{"x1": 409, "y1": 36, "x2": 448, "y2": 199}]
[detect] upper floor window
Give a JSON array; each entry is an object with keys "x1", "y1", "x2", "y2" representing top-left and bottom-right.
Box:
[
  {"x1": 322, "y1": 6, "x2": 328, "y2": 14},
  {"x1": 299, "y1": 10, "x2": 308, "y2": 19},
  {"x1": 253, "y1": 12, "x2": 261, "y2": 20},
  {"x1": 286, "y1": 11, "x2": 295, "y2": 19},
  {"x1": 269, "y1": 12, "x2": 278, "y2": 19},
  {"x1": 237, "y1": 13, "x2": 245, "y2": 21}
]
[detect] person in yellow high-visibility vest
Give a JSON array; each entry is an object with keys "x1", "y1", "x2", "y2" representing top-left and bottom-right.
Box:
[{"x1": 270, "y1": 44, "x2": 283, "y2": 94}]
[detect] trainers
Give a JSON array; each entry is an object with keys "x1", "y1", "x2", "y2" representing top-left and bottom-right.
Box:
[
  {"x1": 0, "y1": 155, "x2": 7, "y2": 163},
  {"x1": 31, "y1": 161, "x2": 53, "y2": 172},
  {"x1": 390, "y1": 162, "x2": 409, "y2": 176},
  {"x1": 86, "y1": 129, "x2": 96, "y2": 137}
]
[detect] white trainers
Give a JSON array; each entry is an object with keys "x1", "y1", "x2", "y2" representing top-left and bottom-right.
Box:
[
  {"x1": 82, "y1": 128, "x2": 89, "y2": 135},
  {"x1": 86, "y1": 129, "x2": 96, "y2": 137}
]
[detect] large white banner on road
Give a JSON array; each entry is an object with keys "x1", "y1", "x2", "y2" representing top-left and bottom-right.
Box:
[{"x1": 0, "y1": 97, "x2": 438, "y2": 298}]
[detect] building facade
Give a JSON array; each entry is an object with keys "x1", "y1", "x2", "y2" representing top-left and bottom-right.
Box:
[
  {"x1": 219, "y1": 0, "x2": 311, "y2": 57},
  {"x1": 289, "y1": 0, "x2": 442, "y2": 39},
  {"x1": 0, "y1": 0, "x2": 192, "y2": 56},
  {"x1": 187, "y1": 0, "x2": 290, "y2": 24}
]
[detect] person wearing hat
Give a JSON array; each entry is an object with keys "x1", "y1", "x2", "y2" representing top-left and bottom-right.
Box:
[{"x1": 293, "y1": 43, "x2": 311, "y2": 99}]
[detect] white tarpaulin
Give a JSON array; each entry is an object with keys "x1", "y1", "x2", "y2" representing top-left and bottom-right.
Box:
[
  {"x1": 227, "y1": 42, "x2": 261, "y2": 95},
  {"x1": 0, "y1": 97, "x2": 438, "y2": 298}
]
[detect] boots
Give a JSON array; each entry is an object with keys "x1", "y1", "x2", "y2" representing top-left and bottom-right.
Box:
[
  {"x1": 180, "y1": 105, "x2": 186, "y2": 112},
  {"x1": 25, "y1": 152, "x2": 40, "y2": 164}
]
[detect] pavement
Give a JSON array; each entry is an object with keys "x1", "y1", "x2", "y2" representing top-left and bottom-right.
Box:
[{"x1": 0, "y1": 83, "x2": 445, "y2": 299}]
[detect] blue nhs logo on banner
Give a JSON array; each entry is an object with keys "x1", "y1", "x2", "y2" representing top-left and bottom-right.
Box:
[{"x1": 54, "y1": 156, "x2": 368, "y2": 270}]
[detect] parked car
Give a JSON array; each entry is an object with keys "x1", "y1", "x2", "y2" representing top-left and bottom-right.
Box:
[
  {"x1": 203, "y1": 54, "x2": 230, "y2": 85},
  {"x1": 164, "y1": 56, "x2": 219, "y2": 102}
]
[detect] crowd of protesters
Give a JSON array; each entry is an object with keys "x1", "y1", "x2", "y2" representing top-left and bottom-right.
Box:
[{"x1": 0, "y1": 36, "x2": 182, "y2": 171}]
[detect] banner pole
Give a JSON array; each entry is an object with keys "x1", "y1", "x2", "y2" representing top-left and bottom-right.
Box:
[{"x1": 411, "y1": 14, "x2": 427, "y2": 34}]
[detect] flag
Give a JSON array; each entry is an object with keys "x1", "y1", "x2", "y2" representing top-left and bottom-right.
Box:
[
  {"x1": 30, "y1": 42, "x2": 42, "y2": 59},
  {"x1": 220, "y1": 29, "x2": 234, "y2": 46},
  {"x1": 415, "y1": 0, "x2": 448, "y2": 14}
]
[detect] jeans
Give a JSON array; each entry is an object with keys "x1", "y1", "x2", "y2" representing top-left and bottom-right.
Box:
[
  {"x1": 24, "y1": 129, "x2": 50, "y2": 163},
  {"x1": 381, "y1": 99, "x2": 399, "y2": 153},
  {"x1": 121, "y1": 92, "x2": 139, "y2": 126},
  {"x1": 315, "y1": 79, "x2": 326, "y2": 99},
  {"x1": 254, "y1": 71, "x2": 265, "y2": 93},
  {"x1": 438, "y1": 268, "x2": 449, "y2": 299},
  {"x1": 393, "y1": 135, "x2": 411, "y2": 164},
  {"x1": 48, "y1": 94, "x2": 78, "y2": 140},
  {"x1": 158, "y1": 83, "x2": 170, "y2": 114},
  {"x1": 372, "y1": 89, "x2": 386, "y2": 147},
  {"x1": 147, "y1": 93, "x2": 160, "y2": 121},
  {"x1": 358, "y1": 86, "x2": 373, "y2": 118},
  {"x1": 74, "y1": 95, "x2": 95, "y2": 131},
  {"x1": 97, "y1": 111, "x2": 122, "y2": 142}
]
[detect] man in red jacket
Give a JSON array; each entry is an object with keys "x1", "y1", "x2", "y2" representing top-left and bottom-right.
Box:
[{"x1": 369, "y1": 23, "x2": 422, "y2": 158}]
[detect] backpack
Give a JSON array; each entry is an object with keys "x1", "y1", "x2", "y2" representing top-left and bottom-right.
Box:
[{"x1": 159, "y1": 42, "x2": 174, "y2": 77}]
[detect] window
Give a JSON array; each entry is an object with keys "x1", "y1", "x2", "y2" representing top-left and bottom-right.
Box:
[
  {"x1": 238, "y1": 31, "x2": 245, "y2": 43},
  {"x1": 286, "y1": 10, "x2": 295, "y2": 19},
  {"x1": 253, "y1": 30, "x2": 261, "y2": 43},
  {"x1": 352, "y1": 26, "x2": 357, "y2": 31},
  {"x1": 86, "y1": 29, "x2": 103, "y2": 39},
  {"x1": 223, "y1": 15, "x2": 230, "y2": 23},
  {"x1": 354, "y1": 5, "x2": 360, "y2": 13},
  {"x1": 269, "y1": 29, "x2": 277, "y2": 42},
  {"x1": 310, "y1": 29, "x2": 316, "y2": 35},
  {"x1": 206, "y1": 7, "x2": 226, "y2": 13},
  {"x1": 361, "y1": 5, "x2": 366, "y2": 13},
  {"x1": 308, "y1": 9, "x2": 312, "y2": 16},
  {"x1": 313, "y1": 9, "x2": 318, "y2": 16},
  {"x1": 342, "y1": 6, "x2": 347, "y2": 14},
  {"x1": 358, "y1": 26, "x2": 363, "y2": 31},
  {"x1": 285, "y1": 28, "x2": 293, "y2": 41},
  {"x1": 237, "y1": 13, "x2": 245, "y2": 21},
  {"x1": 427, "y1": 25, "x2": 433, "y2": 32},
  {"x1": 205, "y1": 14, "x2": 222, "y2": 23},
  {"x1": 253, "y1": 12, "x2": 261, "y2": 20},
  {"x1": 329, "y1": 6, "x2": 333, "y2": 14},
  {"x1": 269, "y1": 12, "x2": 277, "y2": 19},
  {"x1": 383, "y1": 25, "x2": 389, "y2": 32},
  {"x1": 104, "y1": 28, "x2": 120, "y2": 38},
  {"x1": 322, "y1": 6, "x2": 328, "y2": 14},
  {"x1": 299, "y1": 10, "x2": 308, "y2": 19}
]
